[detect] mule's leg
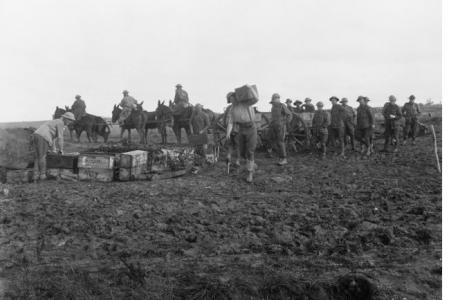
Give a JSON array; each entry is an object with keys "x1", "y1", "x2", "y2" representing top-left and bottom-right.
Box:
[
  {"x1": 120, "y1": 127, "x2": 125, "y2": 140},
  {"x1": 128, "y1": 129, "x2": 132, "y2": 143}
]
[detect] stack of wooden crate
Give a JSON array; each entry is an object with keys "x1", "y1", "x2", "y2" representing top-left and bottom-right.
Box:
[
  {"x1": 78, "y1": 153, "x2": 116, "y2": 182},
  {"x1": 118, "y1": 150, "x2": 149, "y2": 181}
]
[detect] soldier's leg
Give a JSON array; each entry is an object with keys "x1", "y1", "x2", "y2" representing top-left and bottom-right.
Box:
[
  {"x1": 339, "y1": 127, "x2": 345, "y2": 156},
  {"x1": 245, "y1": 126, "x2": 258, "y2": 182},
  {"x1": 348, "y1": 123, "x2": 355, "y2": 150},
  {"x1": 321, "y1": 133, "x2": 328, "y2": 157},
  {"x1": 403, "y1": 119, "x2": 411, "y2": 144},
  {"x1": 277, "y1": 124, "x2": 287, "y2": 160},
  {"x1": 266, "y1": 126, "x2": 275, "y2": 158},
  {"x1": 411, "y1": 118, "x2": 418, "y2": 142},
  {"x1": 393, "y1": 124, "x2": 400, "y2": 152},
  {"x1": 383, "y1": 121, "x2": 391, "y2": 151},
  {"x1": 35, "y1": 136, "x2": 48, "y2": 180}
]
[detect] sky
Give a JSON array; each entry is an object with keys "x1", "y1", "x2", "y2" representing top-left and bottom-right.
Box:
[{"x1": 0, "y1": 0, "x2": 442, "y2": 122}]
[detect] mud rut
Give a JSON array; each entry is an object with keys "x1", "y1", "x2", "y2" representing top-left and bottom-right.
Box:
[{"x1": 0, "y1": 128, "x2": 442, "y2": 299}]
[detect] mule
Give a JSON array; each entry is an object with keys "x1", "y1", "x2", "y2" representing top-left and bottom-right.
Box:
[
  {"x1": 112, "y1": 103, "x2": 147, "y2": 144},
  {"x1": 72, "y1": 114, "x2": 110, "y2": 143},
  {"x1": 145, "y1": 100, "x2": 174, "y2": 145}
]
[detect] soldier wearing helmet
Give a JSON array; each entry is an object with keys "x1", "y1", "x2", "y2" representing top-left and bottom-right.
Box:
[
  {"x1": 311, "y1": 101, "x2": 329, "y2": 158},
  {"x1": 382, "y1": 95, "x2": 402, "y2": 152},
  {"x1": 267, "y1": 93, "x2": 292, "y2": 166},
  {"x1": 71, "y1": 94, "x2": 87, "y2": 120},
  {"x1": 401, "y1": 94, "x2": 421, "y2": 145},
  {"x1": 118, "y1": 90, "x2": 139, "y2": 125}
]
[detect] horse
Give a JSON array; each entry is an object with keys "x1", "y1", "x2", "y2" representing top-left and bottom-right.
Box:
[
  {"x1": 53, "y1": 106, "x2": 76, "y2": 139},
  {"x1": 112, "y1": 103, "x2": 147, "y2": 144}
]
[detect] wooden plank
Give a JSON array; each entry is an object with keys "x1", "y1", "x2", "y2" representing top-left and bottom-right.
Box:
[
  {"x1": 0, "y1": 128, "x2": 35, "y2": 169},
  {"x1": 46, "y1": 153, "x2": 79, "y2": 170},
  {"x1": 78, "y1": 168, "x2": 114, "y2": 182},
  {"x1": 119, "y1": 150, "x2": 148, "y2": 168},
  {"x1": 78, "y1": 153, "x2": 115, "y2": 169}
]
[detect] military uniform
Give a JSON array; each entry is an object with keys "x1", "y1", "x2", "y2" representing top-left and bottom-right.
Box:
[
  {"x1": 118, "y1": 95, "x2": 139, "y2": 125},
  {"x1": 341, "y1": 104, "x2": 356, "y2": 150},
  {"x1": 312, "y1": 110, "x2": 329, "y2": 155},
  {"x1": 226, "y1": 102, "x2": 258, "y2": 181},
  {"x1": 382, "y1": 102, "x2": 402, "y2": 150},
  {"x1": 268, "y1": 102, "x2": 292, "y2": 159},
  {"x1": 329, "y1": 103, "x2": 346, "y2": 154},
  {"x1": 356, "y1": 105, "x2": 374, "y2": 149},
  {"x1": 71, "y1": 99, "x2": 86, "y2": 120},
  {"x1": 402, "y1": 102, "x2": 421, "y2": 142}
]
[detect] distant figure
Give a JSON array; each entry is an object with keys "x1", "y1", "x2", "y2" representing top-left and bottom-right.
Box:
[
  {"x1": 224, "y1": 93, "x2": 240, "y2": 166},
  {"x1": 356, "y1": 96, "x2": 375, "y2": 156},
  {"x1": 402, "y1": 94, "x2": 421, "y2": 145},
  {"x1": 226, "y1": 92, "x2": 258, "y2": 183},
  {"x1": 71, "y1": 95, "x2": 86, "y2": 120},
  {"x1": 301, "y1": 98, "x2": 315, "y2": 112},
  {"x1": 174, "y1": 84, "x2": 189, "y2": 106},
  {"x1": 382, "y1": 95, "x2": 402, "y2": 152},
  {"x1": 285, "y1": 98, "x2": 294, "y2": 112},
  {"x1": 267, "y1": 93, "x2": 292, "y2": 166},
  {"x1": 340, "y1": 97, "x2": 356, "y2": 150},
  {"x1": 311, "y1": 101, "x2": 329, "y2": 158},
  {"x1": 32, "y1": 112, "x2": 75, "y2": 181},
  {"x1": 118, "y1": 90, "x2": 139, "y2": 125},
  {"x1": 329, "y1": 96, "x2": 347, "y2": 156},
  {"x1": 293, "y1": 100, "x2": 303, "y2": 113},
  {"x1": 191, "y1": 103, "x2": 210, "y2": 156}
]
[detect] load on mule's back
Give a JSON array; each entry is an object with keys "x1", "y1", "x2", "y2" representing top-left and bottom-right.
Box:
[{"x1": 112, "y1": 90, "x2": 147, "y2": 144}]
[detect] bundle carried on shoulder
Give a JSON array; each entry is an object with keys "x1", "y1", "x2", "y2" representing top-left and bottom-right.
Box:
[{"x1": 234, "y1": 84, "x2": 259, "y2": 105}]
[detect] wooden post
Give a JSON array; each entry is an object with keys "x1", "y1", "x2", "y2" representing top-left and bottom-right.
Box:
[{"x1": 430, "y1": 125, "x2": 441, "y2": 173}]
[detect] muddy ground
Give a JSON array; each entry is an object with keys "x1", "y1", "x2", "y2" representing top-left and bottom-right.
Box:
[{"x1": 0, "y1": 119, "x2": 442, "y2": 299}]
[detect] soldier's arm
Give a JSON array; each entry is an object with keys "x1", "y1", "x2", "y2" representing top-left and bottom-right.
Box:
[
  {"x1": 416, "y1": 104, "x2": 421, "y2": 115},
  {"x1": 368, "y1": 107, "x2": 374, "y2": 126},
  {"x1": 56, "y1": 122, "x2": 64, "y2": 153},
  {"x1": 396, "y1": 106, "x2": 403, "y2": 118},
  {"x1": 283, "y1": 104, "x2": 293, "y2": 122}
]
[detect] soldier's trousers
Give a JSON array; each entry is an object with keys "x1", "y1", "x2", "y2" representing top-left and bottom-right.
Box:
[
  {"x1": 404, "y1": 117, "x2": 418, "y2": 140},
  {"x1": 226, "y1": 132, "x2": 240, "y2": 160},
  {"x1": 268, "y1": 122, "x2": 287, "y2": 159},
  {"x1": 238, "y1": 123, "x2": 257, "y2": 166},
  {"x1": 384, "y1": 120, "x2": 400, "y2": 147},
  {"x1": 356, "y1": 127, "x2": 373, "y2": 147},
  {"x1": 32, "y1": 133, "x2": 49, "y2": 178}
]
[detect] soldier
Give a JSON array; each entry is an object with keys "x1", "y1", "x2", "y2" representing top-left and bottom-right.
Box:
[
  {"x1": 226, "y1": 92, "x2": 258, "y2": 183},
  {"x1": 224, "y1": 93, "x2": 240, "y2": 166},
  {"x1": 402, "y1": 94, "x2": 421, "y2": 145},
  {"x1": 329, "y1": 96, "x2": 347, "y2": 156},
  {"x1": 174, "y1": 84, "x2": 190, "y2": 107},
  {"x1": 191, "y1": 104, "x2": 210, "y2": 157},
  {"x1": 32, "y1": 112, "x2": 75, "y2": 181},
  {"x1": 356, "y1": 96, "x2": 375, "y2": 156},
  {"x1": 71, "y1": 95, "x2": 86, "y2": 120},
  {"x1": 311, "y1": 101, "x2": 329, "y2": 158},
  {"x1": 293, "y1": 100, "x2": 303, "y2": 113},
  {"x1": 301, "y1": 98, "x2": 315, "y2": 112},
  {"x1": 340, "y1": 97, "x2": 356, "y2": 150},
  {"x1": 382, "y1": 95, "x2": 402, "y2": 152},
  {"x1": 118, "y1": 90, "x2": 139, "y2": 125},
  {"x1": 267, "y1": 93, "x2": 293, "y2": 165},
  {"x1": 285, "y1": 99, "x2": 294, "y2": 112}
]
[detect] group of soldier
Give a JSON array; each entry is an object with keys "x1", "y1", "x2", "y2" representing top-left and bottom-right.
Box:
[{"x1": 224, "y1": 92, "x2": 421, "y2": 182}]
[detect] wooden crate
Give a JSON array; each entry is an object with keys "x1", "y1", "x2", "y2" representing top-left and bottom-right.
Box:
[
  {"x1": 0, "y1": 128, "x2": 34, "y2": 169},
  {"x1": 5, "y1": 169, "x2": 34, "y2": 184},
  {"x1": 119, "y1": 150, "x2": 148, "y2": 181},
  {"x1": 78, "y1": 153, "x2": 115, "y2": 169},
  {"x1": 46, "y1": 153, "x2": 79, "y2": 170},
  {"x1": 78, "y1": 168, "x2": 114, "y2": 182},
  {"x1": 119, "y1": 150, "x2": 148, "y2": 168}
]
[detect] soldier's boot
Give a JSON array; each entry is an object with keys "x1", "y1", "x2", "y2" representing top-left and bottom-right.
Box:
[
  {"x1": 278, "y1": 158, "x2": 288, "y2": 166},
  {"x1": 322, "y1": 144, "x2": 327, "y2": 159},
  {"x1": 246, "y1": 160, "x2": 255, "y2": 183}
]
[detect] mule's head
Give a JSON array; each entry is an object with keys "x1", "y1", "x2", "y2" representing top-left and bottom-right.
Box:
[
  {"x1": 157, "y1": 100, "x2": 174, "y2": 127},
  {"x1": 53, "y1": 106, "x2": 66, "y2": 119},
  {"x1": 136, "y1": 101, "x2": 144, "y2": 112},
  {"x1": 112, "y1": 104, "x2": 121, "y2": 123}
]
